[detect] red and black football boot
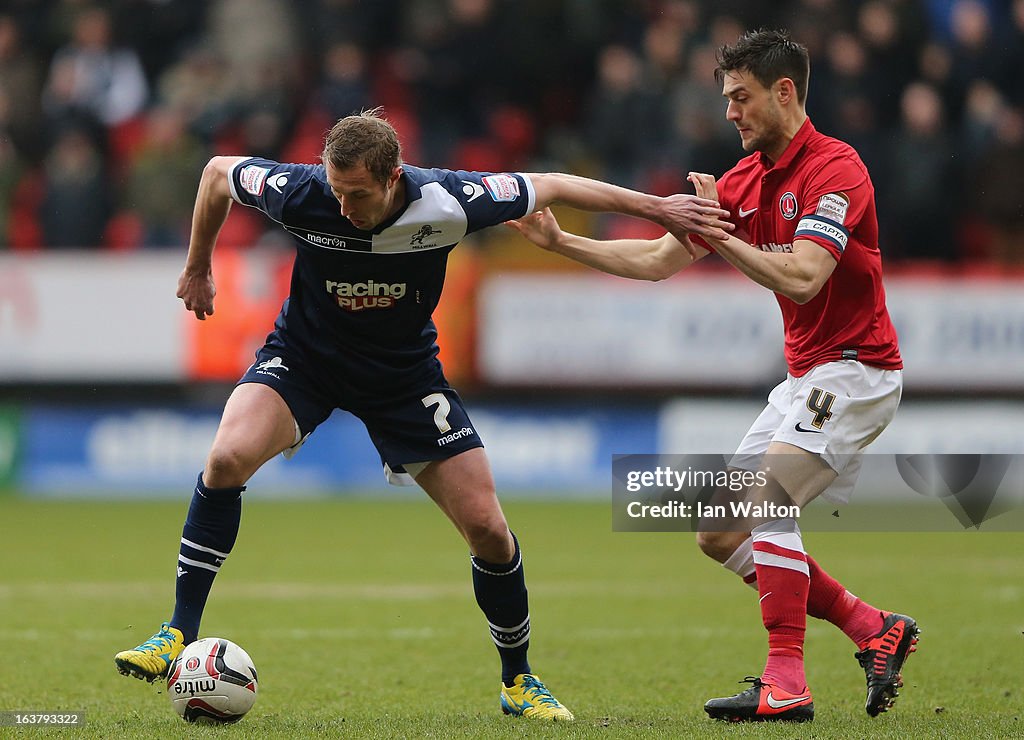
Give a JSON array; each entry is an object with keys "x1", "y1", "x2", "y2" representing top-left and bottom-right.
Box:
[
  {"x1": 704, "y1": 676, "x2": 814, "y2": 722},
  {"x1": 855, "y1": 612, "x2": 920, "y2": 717}
]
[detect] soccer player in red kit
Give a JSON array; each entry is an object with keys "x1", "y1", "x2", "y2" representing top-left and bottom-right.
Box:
[{"x1": 509, "y1": 29, "x2": 919, "y2": 722}]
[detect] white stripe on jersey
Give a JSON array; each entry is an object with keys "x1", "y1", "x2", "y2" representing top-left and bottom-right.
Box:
[
  {"x1": 226, "y1": 159, "x2": 244, "y2": 203},
  {"x1": 369, "y1": 181, "x2": 469, "y2": 254},
  {"x1": 518, "y1": 172, "x2": 537, "y2": 215}
]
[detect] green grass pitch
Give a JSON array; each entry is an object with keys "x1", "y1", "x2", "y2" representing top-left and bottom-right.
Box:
[{"x1": 0, "y1": 497, "x2": 1020, "y2": 738}]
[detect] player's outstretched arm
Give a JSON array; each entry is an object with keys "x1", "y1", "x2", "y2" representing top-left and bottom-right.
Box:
[
  {"x1": 506, "y1": 207, "x2": 708, "y2": 281},
  {"x1": 177, "y1": 155, "x2": 248, "y2": 320},
  {"x1": 528, "y1": 172, "x2": 733, "y2": 243},
  {"x1": 686, "y1": 171, "x2": 836, "y2": 303}
]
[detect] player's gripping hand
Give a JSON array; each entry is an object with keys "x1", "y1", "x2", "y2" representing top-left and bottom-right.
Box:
[
  {"x1": 655, "y1": 191, "x2": 732, "y2": 247},
  {"x1": 176, "y1": 269, "x2": 216, "y2": 320},
  {"x1": 687, "y1": 172, "x2": 720, "y2": 210},
  {"x1": 505, "y1": 208, "x2": 564, "y2": 251}
]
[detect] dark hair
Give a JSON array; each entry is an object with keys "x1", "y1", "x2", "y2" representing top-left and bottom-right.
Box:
[
  {"x1": 321, "y1": 107, "x2": 402, "y2": 185},
  {"x1": 715, "y1": 29, "x2": 810, "y2": 105}
]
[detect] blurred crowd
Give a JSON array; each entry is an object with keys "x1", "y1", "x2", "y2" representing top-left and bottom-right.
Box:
[{"x1": 1, "y1": 0, "x2": 1023, "y2": 263}]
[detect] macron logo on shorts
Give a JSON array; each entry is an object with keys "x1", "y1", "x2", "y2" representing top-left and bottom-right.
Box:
[{"x1": 437, "y1": 427, "x2": 475, "y2": 446}]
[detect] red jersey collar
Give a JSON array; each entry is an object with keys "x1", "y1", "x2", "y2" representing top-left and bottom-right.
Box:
[{"x1": 758, "y1": 117, "x2": 815, "y2": 171}]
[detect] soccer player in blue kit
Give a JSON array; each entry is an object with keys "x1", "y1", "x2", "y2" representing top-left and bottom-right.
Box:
[{"x1": 113, "y1": 109, "x2": 731, "y2": 720}]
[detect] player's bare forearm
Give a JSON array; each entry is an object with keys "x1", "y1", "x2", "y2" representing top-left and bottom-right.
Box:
[
  {"x1": 507, "y1": 208, "x2": 706, "y2": 281},
  {"x1": 684, "y1": 173, "x2": 835, "y2": 300},
  {"x1": 554, "y1": 232, "x2": 706, "y2": 281},
  {"x1": 183, "y1": 157, "x2": 243, "y2": 273},
  {"x1": 530, "y1": 172, "x2": 660, "y2": 218},
  {"x1": 529, "y1": 172, "x2": 731, "y2": 241},
  {"x1": 178, "y1": 156, "x2": 245, "y2": 319},
  {"x1": 709, "y1": 235, "x2": 836, "y2": 304}
]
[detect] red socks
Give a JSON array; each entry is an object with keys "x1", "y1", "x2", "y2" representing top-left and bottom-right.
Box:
[
  {"x1": 724, "y1": 536, "x2": 887, "y2": 651},
  {"x1": 805, "y1": 555, "x2": 884, "y2": 649},
  {"x1": 751, "y1": 521, "x2": 809, "y2": 694},
  {"x1": 728, "y1": 525, "x2": 887, "y2": 691}
]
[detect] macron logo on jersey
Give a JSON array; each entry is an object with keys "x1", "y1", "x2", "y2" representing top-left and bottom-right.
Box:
[
  {"x1": 461, "y1": 180, "x2": 485, "y2": 202},
  {"x1": 267, "y1": 172, "x2": 290, "y2": 193},
  {"x1": 306, "y1": 232, "x2": 347, "y2": 249},
  {"x1": 482, "y1": 174, "x2": 520, "y2": 202}
]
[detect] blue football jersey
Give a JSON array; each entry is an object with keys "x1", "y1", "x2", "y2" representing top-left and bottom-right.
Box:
[{"x1": 228, "y1": 158, "x2": 535, "y2": 390}]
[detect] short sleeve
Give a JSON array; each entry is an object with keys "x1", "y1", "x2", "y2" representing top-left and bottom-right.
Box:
[
  {"x1": 229, "y1": 158, "x2": 315, "y2": 222},
  {"x1": 449, "y1": 171, "x2": 536, "y2": 234},
  {"x1": 793, "y1": 158, "x2": 869, "y2": 261}
]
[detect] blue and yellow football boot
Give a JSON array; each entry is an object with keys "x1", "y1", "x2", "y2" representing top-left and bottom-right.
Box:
[
  {"x1": 500, "y1": 673, "x2": 574, "y2": 721},
  {"x1": 114, "y1": 622, "x2": 185, "y2": 682}
]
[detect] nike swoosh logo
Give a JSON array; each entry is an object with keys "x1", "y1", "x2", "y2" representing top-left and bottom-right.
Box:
[
  {"x1": 765, "y1": 692, "x2": 810, "y2": 709},
  {"x1": 758, "y1": 591, "x2": 773, "y2": 603},
  {"x1": 794, "y1": 422, "x2": 823, "y2": 433},
  {"x1": 739, "y1": 206, "x2": 757, "y2": 217}
]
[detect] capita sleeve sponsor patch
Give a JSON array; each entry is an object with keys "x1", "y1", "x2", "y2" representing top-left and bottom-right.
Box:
[
  {"x1": 239, "y1": 165, "x2": 270, "y2": 196},
  {"x1": 481, "y1": 174, "x2": 521, "y2": 202},
  {"x1": 814, "y1": 192, "x2": 850, "y2": 225}
]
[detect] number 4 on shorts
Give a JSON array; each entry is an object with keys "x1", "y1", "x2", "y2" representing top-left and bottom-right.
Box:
[{"x1": 805, "y1": 387, "x2": 836, "y2": 429}]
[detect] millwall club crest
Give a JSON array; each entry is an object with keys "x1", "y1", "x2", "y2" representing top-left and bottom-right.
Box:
[
  {"x1": 410, "y1": 224, "x2": 440, "y2": 245},
  {"x1": 779, "y1": 191, "x2": 798, "y2": 220}
]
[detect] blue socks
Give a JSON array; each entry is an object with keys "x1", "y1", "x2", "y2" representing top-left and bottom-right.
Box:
[
  {"x1": 471, "y1": 533, "x2": 532, "y2": 685},
  {"x1": 169, "y1": 473, "x2": 243, "y2": 643},
  {"x1": 170, "y1": 477, "x2": 531, "y2": 686}
]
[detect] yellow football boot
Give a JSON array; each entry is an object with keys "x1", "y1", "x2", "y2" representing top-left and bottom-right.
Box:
[
  {"x1": 114, "y1": 622, "x2": 185, "y2": 682},
  {"x1": 500, "y1": 673, "x2": 574, "y2": 721}
]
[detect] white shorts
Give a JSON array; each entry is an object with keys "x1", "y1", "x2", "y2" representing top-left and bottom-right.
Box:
[{"x1": 730, "y1": 361, "x2": 902, "y2": 503}]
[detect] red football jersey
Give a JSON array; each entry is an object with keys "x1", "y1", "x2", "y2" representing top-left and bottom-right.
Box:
[{"x1": 694, "y1": 118, "x2": 902, "y2": 376}]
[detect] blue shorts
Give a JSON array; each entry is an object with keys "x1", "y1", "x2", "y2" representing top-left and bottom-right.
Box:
[{"x1": 238, "y1": 344, "x2": 484, "y2": 480}]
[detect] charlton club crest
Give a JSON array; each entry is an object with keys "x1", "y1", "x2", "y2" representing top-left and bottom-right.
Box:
[{"x1": 779, "y1": 192, "x2": 798, "y2": 220}]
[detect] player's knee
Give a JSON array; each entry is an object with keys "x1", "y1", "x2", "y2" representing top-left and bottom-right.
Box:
[
  {"x1": 464, "y1": 518, "x2": 513, "y2": 563},
  {"x1": 204, "y1": 446, "x2": 256, "y2": 488},
  {"x1": 696, "y1": 530, "x2": 741, "y2": 563}
]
